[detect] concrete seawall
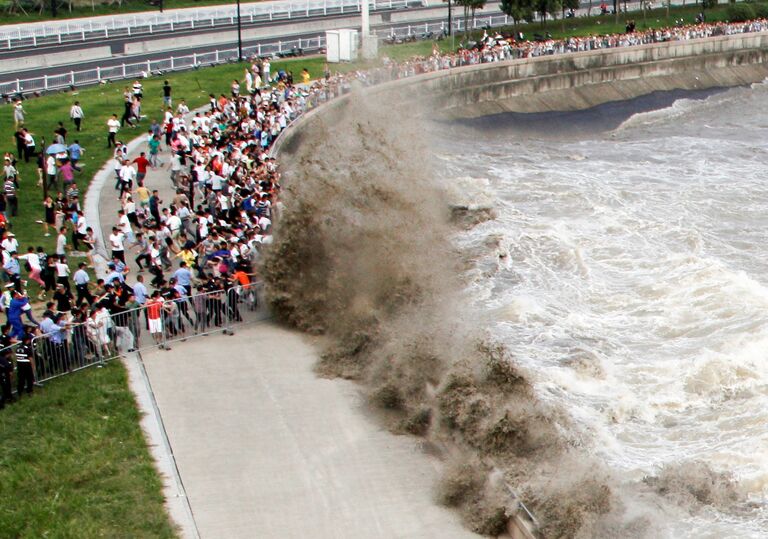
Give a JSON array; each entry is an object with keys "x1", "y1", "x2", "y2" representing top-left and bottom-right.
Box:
[{"x1": 278, "y1": 31, "x2": 768, "y2": 156}]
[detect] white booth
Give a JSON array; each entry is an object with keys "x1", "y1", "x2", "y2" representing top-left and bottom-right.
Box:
[{"x1": 326, "y1": 29, "x2": 358, "y2": 63}]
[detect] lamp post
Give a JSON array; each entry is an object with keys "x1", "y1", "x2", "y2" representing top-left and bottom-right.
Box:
[
  {"x1": 236, "y1": 0, "x2": 243, "y2": 61},
  {"x1": 447, "y1": 0, "x2": 452, "y2": 36}
]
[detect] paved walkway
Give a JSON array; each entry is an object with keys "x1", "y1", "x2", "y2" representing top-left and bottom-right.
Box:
[
  {"x1": 95, "y1": 124, "x2": 178, "y2": 277},
  {"x1": 139, "y1": 323, "x2": 477, "y2": 539}
]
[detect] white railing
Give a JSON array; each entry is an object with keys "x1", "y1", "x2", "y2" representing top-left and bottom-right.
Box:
[{"x1": 0, "y1": 0, "x2": 426, "y2": 50}]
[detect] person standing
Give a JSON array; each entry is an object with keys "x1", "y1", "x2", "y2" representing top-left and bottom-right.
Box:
[
  {"x1": 148, "y1": 190, "x2": 162, "y2": 226},
  {"x1": 0, "y1": 339, "x2": 12, "y2": 408},
  {"x1": 41, "y1": 195, "x2": 54, "y2": 237},
  {"x1": 4, "y1": 175, "x2": 17, "y2": 217},
  {"x1": 55, "y1": 255, "x2": 71, "y2": 292},
  {"x1": 14, "y1": 333, "x2": 34, "y2": 398},
  {"x1": 55, "y1": 226, "x2": 68, "y2": 258},
  {"x1": 70, "y1": 101, "x2": 84, "y2": 132},
  {"x1": 3, "y1": 250, "x2": 20, "y2": 290},
  {"x1": 148, "y1": 135, "x2": 161, "y2": 168},
  {"x1": 146, "y1": 291, "x2": 166, "y2": 349},
  {"x1": 121, "y1": 87, "x2": 134, "y2": 127},
  {"x1": 22, "y1": 128, "x2": 35, "y2": 163},
  {"x1": 45, "y1": 153, "x2": 57, "y2": 191},
  {"x1": 162, "y1": 80, "x2": 172, "y2": 108},
  {"x1": 13, "y1": 100, "x2": 25, "y2": 129},
  {"x1": 73, "y1": 262, "x2": 93, "y2": 305},
  {"x1": 107, "y1": 114, "x2": 120, "y2": 148},
  {"x1": 13, "y1": 128, "x2": 25, "y2": 160}
]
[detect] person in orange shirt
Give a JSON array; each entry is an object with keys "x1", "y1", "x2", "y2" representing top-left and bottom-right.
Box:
[{"x1": 146, "y1": 291, "x2": 166, "y2": 349}]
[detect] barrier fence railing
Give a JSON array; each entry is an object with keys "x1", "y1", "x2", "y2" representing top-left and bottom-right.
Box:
[
  {"x1": 0, "y1": 0, "x2": 427, "y2": 50},
  {"x1": 1, "y1": 281, "x2": 266, "y2": 393}
]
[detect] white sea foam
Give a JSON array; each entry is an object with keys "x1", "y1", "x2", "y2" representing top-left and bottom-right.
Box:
[{"x1": 444, "y1": 83, "x2": 768, "y2": 537}]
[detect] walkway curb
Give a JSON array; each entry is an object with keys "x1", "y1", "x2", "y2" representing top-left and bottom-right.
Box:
[{"x1": 122, "y1": 351, "x2": 200, "y2": 539}]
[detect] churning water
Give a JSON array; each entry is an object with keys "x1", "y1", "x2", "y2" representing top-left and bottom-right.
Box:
[{"x1": 440, "y1": 83, "x2": 768, "y2": 537}]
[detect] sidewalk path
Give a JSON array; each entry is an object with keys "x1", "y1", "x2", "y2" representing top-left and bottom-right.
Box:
[
  {"x1": 97, "y1": 124, "x2": 177, "y2": 277},
  {"x1": 140, "y1": 323, "x2": 477, "y2": 539}
]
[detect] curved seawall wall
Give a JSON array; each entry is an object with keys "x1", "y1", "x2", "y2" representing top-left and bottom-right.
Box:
[{"x1": 278, "y1": 31, "x2": 768, "y2": 155}]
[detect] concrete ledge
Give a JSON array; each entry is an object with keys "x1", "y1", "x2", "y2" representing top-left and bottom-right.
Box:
[{"x1": 0, "y1": 46, "x2": 111, "y2": 74}]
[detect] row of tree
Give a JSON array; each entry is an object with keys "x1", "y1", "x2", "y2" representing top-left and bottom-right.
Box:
[
  {"x1": 446, "y1": 0, "x2": 581, "y2": 35},
  {"x1": 499, "y1": 0, "x2": 580, "y2": 26}
]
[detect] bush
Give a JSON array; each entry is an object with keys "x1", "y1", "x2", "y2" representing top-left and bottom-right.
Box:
[{"x1": 726, "y1": 2, "x2": 756, "y2": 20}]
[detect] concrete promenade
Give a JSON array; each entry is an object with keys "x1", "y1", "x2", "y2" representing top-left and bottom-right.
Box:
[
  {"x1": 140, "y1": 323, "x2": 477, "y2": 539},
  {"x1": 91, "y1": 122, "x2": 475, "y2": 537}
]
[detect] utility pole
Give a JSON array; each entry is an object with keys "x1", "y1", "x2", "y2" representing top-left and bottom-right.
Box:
[
  {"x1": 447, "y1": 0, "x2": 452, "y2": 36},
  {"x1": 236, "y1": 0, "x2": 243, "y2": 61}
]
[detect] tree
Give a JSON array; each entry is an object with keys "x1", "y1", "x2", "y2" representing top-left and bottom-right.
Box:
[
  {"x1": 561, "y1": 0, "x2": 578, "y2": 29},
  {"x1": 535, "y1": 0, "x2": 562, "y2": 25},
  {"x1": 469, "y1": 0, "x2": 487, "y2": 30},
  {"x1": 500, "y1": 0, "x2": 535, "y2": 29},
  {"x1": 456, "y1": 0, "x2": 487, "y2": 35}
]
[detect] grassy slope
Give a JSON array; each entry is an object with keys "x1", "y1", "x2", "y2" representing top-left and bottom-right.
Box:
[{"x1": 0, "y1": 360, "x2": 177, "y2": 538}]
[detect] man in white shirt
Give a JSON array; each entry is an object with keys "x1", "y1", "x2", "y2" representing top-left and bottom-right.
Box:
[
  {"x1": 109, "y1": 226, "x2": 126, "y2": 263},
  {"x1": 107, "y1": 114, "x2": 120, "y2": 148},
  {"x1": 46, "y1": 155, "x2": 57, "y2": 190},
  {"x1": 166, "y1": 211, "x2": 182, "y2": 240},
  {"x1": 56, "y1": 227, "x2": 68, "y2": 257},
  {"x1": 118, "y1": 159, "x2": 136, "y2": 198},
  {"x1": 70, "y1": 101, "x2": 84, "y2": 132},
  {"x1": 117, "y1": 209, "x2": 135, "y2": 245},
  {"x1": 1, "y1": 232, "x2": 18, "y2": 254}
]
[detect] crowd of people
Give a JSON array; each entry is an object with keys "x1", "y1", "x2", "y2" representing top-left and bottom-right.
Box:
[{"x1": 2, "y1": 15, "x2": 768, "y2": 408}]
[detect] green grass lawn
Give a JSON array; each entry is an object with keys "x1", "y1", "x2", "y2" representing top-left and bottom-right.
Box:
[{"x1": 0, "y1": 360, "x2": 177, "y2": 538}]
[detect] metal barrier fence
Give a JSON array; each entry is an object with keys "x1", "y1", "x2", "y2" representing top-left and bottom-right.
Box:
[
  {"x1": 0, "y1": 0, "x2": 427, "y2": 50},
  {"x1": 1, "y1": 281, "x2": 266, "y2": 394}
]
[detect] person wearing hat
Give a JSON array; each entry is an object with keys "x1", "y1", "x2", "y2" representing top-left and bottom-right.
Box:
[
  {"x1": 105, "y1": 262, "x2": 124, "y2": 287},
  {"x1": 1, "y1": 231, "x2": 18, "y2": 254},
  {"x1": 14, "y1": 332, "x2": 35, "y2": 398},
  {"x1": 2, "y1": 250, "x2": 20, "y2": 290},
  {"x1": 40, "y1": 311, "x2": 70, "y2": 373},
  {"x1": 73, "y1": 262, "x2": 93, "y2": 306}
]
